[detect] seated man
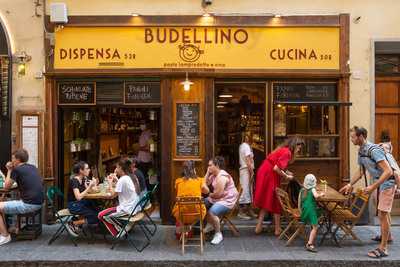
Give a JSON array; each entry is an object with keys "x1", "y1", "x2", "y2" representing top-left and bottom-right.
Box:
[{"x1": 0, "y1": 149, "x2": 44, "y2": 246}]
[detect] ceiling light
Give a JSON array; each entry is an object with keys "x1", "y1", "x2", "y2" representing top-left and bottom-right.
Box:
[
  {"x1": 217, "y1": 101, "x2": 228, "y2": 104},
  {"x1": 180, "y1": 72, "x2": 193, "y2": 92},
  {"x1": 203, "y1": 12, "x2": 212, "y2": 17},
  {"x1": 131, "y1": 13, "x2": 140, "y2": 17},
  {"x1": 216, "y1": 105, "x2": 225, "y2": 108},
  {"x1": 219, "y1": 94, "x2": 233, "y2": 98},
  {"x1": 274, "y1": 14, "x2": 282, "y2": 18}
]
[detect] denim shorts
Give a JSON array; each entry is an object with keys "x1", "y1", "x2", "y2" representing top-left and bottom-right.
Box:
[
  {"x1": 3, "y1": 200, "x2": 41, "y2": 215},
  {"x1": 205, "y1": 199, "x2": 231, "y2": 217}
]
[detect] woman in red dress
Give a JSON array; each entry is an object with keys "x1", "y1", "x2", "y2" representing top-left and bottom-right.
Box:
[{"x1": 254, "y1": 137, "x2": 303, "y2": 236}]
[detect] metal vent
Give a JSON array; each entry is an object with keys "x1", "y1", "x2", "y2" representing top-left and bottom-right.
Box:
[{"x1": 96, "y1": 82, "x2": 123, "y2": 104}]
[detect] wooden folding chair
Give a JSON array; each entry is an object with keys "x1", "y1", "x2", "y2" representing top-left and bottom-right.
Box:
[
  {"x1": 331, "y1": 189, "x2": 369, "y2": 244},
  {"x1": 220, "y1": 185, "x2": 243, "y2": 237},
  {"x1": 276, "y1": 187, "x2": 306, "y2": 246},
  {"x1": 176, "y1": 196, "x2": 205, "y2": 255}
]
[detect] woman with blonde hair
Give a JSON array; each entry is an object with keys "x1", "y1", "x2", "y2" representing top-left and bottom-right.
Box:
[{"x1": 254, "y1": 136, "x2": 304, "y2": 236}]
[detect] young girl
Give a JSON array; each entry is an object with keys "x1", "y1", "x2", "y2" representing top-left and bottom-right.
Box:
[{"x1": 299, "y1": 174, "x2": 324, "y2": 253}]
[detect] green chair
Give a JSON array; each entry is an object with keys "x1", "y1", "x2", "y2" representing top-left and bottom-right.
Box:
[
  {"x1": 142, "y1": 183, "x2": 159, "y2": 236},
  {"x1": 47, "y1": 186, "x2": 78, "y2": 246},
  {"x1": 111, "y1": 193, "x2": 152, "y2": 252}
]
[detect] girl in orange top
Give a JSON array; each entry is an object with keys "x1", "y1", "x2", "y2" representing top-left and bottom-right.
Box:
[{"x1": 172, "y1": 160, "x2": 209, "y2": 225}]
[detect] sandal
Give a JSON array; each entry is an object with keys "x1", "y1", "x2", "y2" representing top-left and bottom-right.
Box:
[
  {"x1": 255, "y1": 224, "x2": 263, "y2": 235},
  {"x1": 371, "y1": 235, "x2": 393, "y2": 243},
  {"x1": 367, "y1": 248, "x2": 388, "y2": 259},
  {"x1": 305, "y1": 243, "x2": 318, "y2": 253}
]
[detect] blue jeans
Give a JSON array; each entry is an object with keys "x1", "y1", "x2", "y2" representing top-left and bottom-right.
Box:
[
  {"x1": 68, "y1": 200, "x2": 99, "y2": 225},
  {"x1": 204, "y1": 199, "x2": 231, "y2": 217},
  {"x1": 3, "y1": 200, "x2": 41, "y2": 214}
]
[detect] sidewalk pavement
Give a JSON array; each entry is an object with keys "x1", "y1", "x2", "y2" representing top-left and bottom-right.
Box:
[{"x1": 0, "y1": 224, "x2": 399, "y2": 267}]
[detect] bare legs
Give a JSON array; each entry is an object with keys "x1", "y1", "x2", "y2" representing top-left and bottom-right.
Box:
[
  {"x1": 0, "y1": 203, "x2": 9, "y2": 237},
  {"x1": 255, "y1": 209, "x2": 281, "y2": 235}
]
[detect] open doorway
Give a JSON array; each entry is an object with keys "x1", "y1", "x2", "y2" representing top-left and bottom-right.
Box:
[
  {"x1": 58, "y1": 107, "x2": 161, "y2": 218},
  {"x1": 214, "y1": 82, "x2": 266, "y2": 183}
]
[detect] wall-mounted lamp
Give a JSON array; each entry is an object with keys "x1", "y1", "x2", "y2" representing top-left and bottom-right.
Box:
[
  {"x1": 13, "y1": 51, "x2": 32, "y2": 76},
  {"x1": 274, "y1": 14, "x2": 282, "y2": 18},
  {"x1": 202, "y1": 12, "x2": 212, "y2": 17},
  {"x1": 131, "y1": 13, "x2": 140, "y2": 17},
  {"x1": 181, "y1": 72, "x2": 193, "y2": 91}
]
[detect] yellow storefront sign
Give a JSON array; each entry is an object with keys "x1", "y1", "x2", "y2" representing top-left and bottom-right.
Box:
[{"x1": 54, "y1": 26, "x2": 340, "y2": 70}]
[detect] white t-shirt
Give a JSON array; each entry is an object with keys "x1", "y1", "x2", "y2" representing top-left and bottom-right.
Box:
[
  {"x1": 115, "y1": 175, "x2": 140, "y2": 214},
  {"x1": 239, "y1": 142, "x2": 254, "y2": 169}
]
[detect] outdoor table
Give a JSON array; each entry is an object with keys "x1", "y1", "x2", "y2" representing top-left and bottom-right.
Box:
[
  {"x1": 0, "y1": 183, "x2": 18, "y2": 201},
  {"x1": 84, "y1": 183, "x2": 118, "y2": 208},
  {"x1": 316, "y1": 184, "x2": 348, "y2": 247}
]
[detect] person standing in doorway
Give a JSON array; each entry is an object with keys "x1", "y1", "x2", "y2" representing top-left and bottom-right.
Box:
[
  {"x1": 340, "y1": 126, "x2": 395, "y2": 258},
  {"x1": 237, "y1": 135, "x2": 256, "y2": 220},
  {"x1": 137, "y1": 122, "x2": 152, "y2": 185},
  {"x1": 253, "y1": 137, "x2": 303, "y2": 236}
]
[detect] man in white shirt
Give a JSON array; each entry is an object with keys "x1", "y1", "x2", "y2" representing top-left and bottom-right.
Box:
[{"x1": 237, "y1": 135, "x2": 256, "y2": 220}]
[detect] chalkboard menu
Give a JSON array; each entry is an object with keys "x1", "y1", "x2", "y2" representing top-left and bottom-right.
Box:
[
  {"x1": 124, "y1": 82, "x2": 161, "y2": 104},
  {"x1": 176, "y1": 103, "x2": 200, "y2": 157},
  {"x1": 58, "y1": 82, "x2": 96, "y2": 105},
  {"x1": 273, "y1": 83, "x2": 337, "y2": 102}
]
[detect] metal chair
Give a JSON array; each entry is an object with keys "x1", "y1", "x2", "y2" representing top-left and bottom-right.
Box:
[
  {"x1": 111, "y1": 193, "x2": 152, "y2": 252},
  {"x1": 276, "y1": 187, "x2": 306, "y2": 246},
  {"x1": 220, "y1": 185, "x2": 243, "y2": 237},
  {"x1": 47, "y1": 186, "x2": 78, "y2": 246},
  {"x1": 331, "y1": 189, "x2": 370, "y2": 244},
  {"x1": 176, "y1": 196, "x2": 205, "y2": 255},
  {"x1": 142, "y1": 182, "x2": 159, "y2": 236}
]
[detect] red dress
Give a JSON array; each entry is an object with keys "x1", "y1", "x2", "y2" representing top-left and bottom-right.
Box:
[{"x1": 253, "y1": 147, "x2": 292, "y2": 214}]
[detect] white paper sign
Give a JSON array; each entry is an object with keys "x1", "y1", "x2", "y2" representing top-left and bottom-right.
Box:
[
  {"x1": 22, "y1": 116, "x2": 39, "y2": 127},
  {"x1": 22, "y1": 126, "x2": 38, "y2": 167}
]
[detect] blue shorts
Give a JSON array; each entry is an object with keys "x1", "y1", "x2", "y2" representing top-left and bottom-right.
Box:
[
  {"x1": 3, "y1": 200, "x2": 41, "y2": 214},
  {"x1": 205, "y1": 199, "x2": 231, "y2": 217}
]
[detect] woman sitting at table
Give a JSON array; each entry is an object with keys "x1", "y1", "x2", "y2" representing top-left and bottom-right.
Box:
[
  {"x1": 299, "y1": 174, "x2": 324, "y2": 253},
  {"x1": 172, "y1": 161, "x2": 209, "y2": 232},
  {"x1": 203, "y1": 156, "x2": 238, "y2": 245},
  {"x1": 98, "y1": 159, "x2": 141, "y2": 237},
  {"x1": 67, "y1": 161, "x2": 100, "y2": 236}
]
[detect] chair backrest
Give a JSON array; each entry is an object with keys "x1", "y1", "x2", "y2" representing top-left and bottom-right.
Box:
[
  {"x1": 47, "y1": 186, "x2": 63, "y2": 206},
  {"x1": 151, "y1": 182, "x2": 159, "y2": 195},
  {"x1": 349, "y1": 189, "x2": 370, "y2": 219},
  {"x1": 176, "y1": 196, "x2": 204, "y2": 226},
  {"x1": 276, "y1": 187, "x2": 296, "y2": 217}
]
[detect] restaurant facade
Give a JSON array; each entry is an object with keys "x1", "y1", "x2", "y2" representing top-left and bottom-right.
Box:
[
  {"x1": 41, "y1": 13, "x2": 350, "y2": 222},
  {"x1": 2, "y1": 0, "x2": 400, "y2": 222}
]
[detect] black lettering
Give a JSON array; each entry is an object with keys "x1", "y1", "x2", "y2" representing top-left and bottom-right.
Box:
[
  {"x1": 309, "y1": 49, "x2": 317, "y2": 60},
  {"x1": 220, "y1": 29, "x2": 231, "y2": 44},
  {"x1": 182, "y1": 28, "x2": 190, "y2": 43},
  {"x1": 157, "y1": 28, "x2": 166, "y2": 43},
  {"x1": 270, "y1": 49, "x2": 277, "y2": 60},
  {"x1": 105, "y1": 48, "x2": 111, "y2": 59},
  {"x1": 96, "y1": 48, "x2": 103, "y2": 59},
  {"x1": 234, "y1": 29, "x2": 248, "y2": 44},
  {"x1": 287, "y1": 49, "x2": 294, "y2": 60},
  {"x1": 145, "y1": 28, "x2": 153, "y2": 43},
  {"x1": 170, "y1": 28, "x2": 179, "y2": 43},
  {"x1": 204, "y1": 28, "x2": 212, "y2": 43},
  {"x1": 88, "y1": 48, "x2": 94, "y2": 59},
  {"x1": 278, "y1": 49, "x2": 285, "y2": 60},
  {"x1": 298, "y1": 49, "x2": 307, "y2": 60},
  {"x1": 60, "y1": 49, "x2": 67, "y2": 59},
  {"x1": 80, "y1": 48, "x2": 86, "y2": 59},
  {"x1": 112, "y1": 49, "x2": 121, "y2": 59},
  {"x1": 193, "y1": 28, "x2": 200, "y2": 43},
  {"x1": 73, "y1": 48, "x2": 79, "y2": 59}
]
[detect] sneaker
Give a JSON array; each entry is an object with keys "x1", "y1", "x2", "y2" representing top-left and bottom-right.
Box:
[
  {"x1": 66, "y1": 221, "x2": 80, "y2": 237},
  {"x1": 211, "y1": 232, "x2": 223, "y2": 245},
  {"x1": 0, "y1": 235, "x2": 11, "y2": 246},
  {"x1": 203, "y1": 223, "x2": 214, "y2": 234},
  {"x1": 237, "y1": 211, "x2": 251, "y2": 220}
]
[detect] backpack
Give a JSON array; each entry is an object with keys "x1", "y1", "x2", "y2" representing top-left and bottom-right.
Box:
[{"x1": 358, "y1": 144, "x2": 398, "y2": 186}]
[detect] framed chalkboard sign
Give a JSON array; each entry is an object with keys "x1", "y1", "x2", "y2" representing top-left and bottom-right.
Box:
[
  {"x1": 175, "y1": 102, "x2": 201, "y2": 158},
  {"x1": 124, "y1": 82, "x2": 161, "y2": 105},
  {"x1": 58, "y1": 82, "x2": 96, "y2": 105},
  {"x1": 273, "y1": 82, "x2": 337, "y2": 102}
]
